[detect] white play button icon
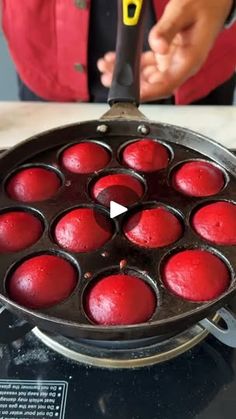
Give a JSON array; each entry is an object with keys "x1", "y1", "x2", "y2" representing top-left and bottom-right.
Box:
[{"x1": 110, "y1": 200, "x2": 128, "y2": 218}]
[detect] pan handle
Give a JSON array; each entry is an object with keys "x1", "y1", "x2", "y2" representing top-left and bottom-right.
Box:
[
  {"x1": 0, "y1": 306, "x2": 34, "y2": 344},
  {"x1": 200, "y1": 308, "x2": 236, "y2": 348},
  {"x1": 108, "y1": 0, "x2": 148, "y2": 106}
]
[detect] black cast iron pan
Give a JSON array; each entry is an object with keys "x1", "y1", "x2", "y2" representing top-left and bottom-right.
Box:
[{"x1": 0, "y1": 0, "x2": 236, "y2": 344}]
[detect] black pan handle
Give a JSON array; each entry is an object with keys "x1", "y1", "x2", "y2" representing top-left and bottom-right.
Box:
[
  {"x1": 108, "y1": 0, "x2": 148, "y2": 106},
  {"x1": 0, "y1": 306, "x2": 34, "y2": 344}
]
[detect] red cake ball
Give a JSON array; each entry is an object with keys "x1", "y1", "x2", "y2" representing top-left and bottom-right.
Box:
[
  {"x1": 124, "y1": 207, "x2": 182, "y2": 248},
  {"x1": 85, "y1": 274, "x2": 156, "y2": 325},
  {"x1": 123, "y1": 139, "x2": 169, "y2": 172},
  {"x1": 0, "y1": 211, "x2": 43, "y2": 252},
  {"x1": 172, "y1": 161, "x2": 224, "y2": 197},
  {"x1": 55, "y1": 208, "x2": 113, "y2": 252},
  {"x1": 7, "y1": 167, "x2": 61, "y2": 202},
  {"x1": 8, "y1": 255, "x2": 77, "y2": 309},
  {"x1": 62, "y1": 142, "x2": 110, "y2": 174},
  {"x1": 92, "y1": 173, "x2": 144, "y2": 207},
  {"x1": 192, "y1": 201, "x2": 236, "y2": 245},
  {"x1": 163, "y1": 250, "x2": 230, "y2": 302}
]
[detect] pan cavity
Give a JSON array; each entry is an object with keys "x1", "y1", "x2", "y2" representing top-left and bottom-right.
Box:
[
  {"x1": 60, "y1": 141, "x2": 111, "y2": 174},
  {"x1": 83, "y1": 269, "x2": 157, "y2": 326},
  {"x1": 7, "y1": 253, "x2": 78, "y2": 309},
  {"x1": 89, "y1": 169, "x2": 145, "y2": 207},
  {"x1": 120, "y1": 138, "x2": 171, "y2": 172},
  {"x1": 161, "y1": 249, "x2": 231, "y2": 302},
  {"x1": 191, "y1": 200, "x2": 236, "y2": 245},
  {"x1": 123, "y1": 204, "x2": 183, "y2": 248},
  {"x1": 0, "y1": 208, "x2": 44, "y2": 252},
  {"x1": 171, "y1": 160, "x2": 226, "y2": 197},
  {"x1": 53, "y1": 206, "x2": 114, "y2": 253},
  {"x1": 6, "y1": 165, "x2": 62, "y2": 202}
]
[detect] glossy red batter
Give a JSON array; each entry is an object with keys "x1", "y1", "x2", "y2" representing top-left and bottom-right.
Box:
[
  {"x1": 92, "y1": 173, "x2": 144, "y2": 207},
  {"x1": 192, "y1": 201, "x2": 236, "y2": 245},
  {"x1": 7, "y1": 167, "x2": 61, "y2": 202},
  {"x1": 124, "y1": 207, "x2": 182, "y2": 248},
  {"x1": 163, "y1": 250, "x2": 230, "y2": 301},
  {"x1": 8, "y1": 254, "x2": 77, "y2": 309},
  {"x1": 62, "y1": 142, "x2": 110, "y2": 174},
  {"x1": 55, "y1": 208, "x2": 113, "y2": 252},
  {"x1": 123, "y1": 139, "x2": 169, "y2": 172},
  {"x1": 85, "y1": 273, "x2": 156, "y2": 325},
  {"x1": 172, "y1": 161, "x2": 224, "y2": 197},
  {"x1": 0, "y1": 211, "x2": 43, "y2": 252}
]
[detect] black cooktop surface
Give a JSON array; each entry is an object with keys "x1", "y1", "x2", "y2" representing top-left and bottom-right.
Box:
[{"x1": 0, "y1": 323, "x2": 235, "y2": 419}]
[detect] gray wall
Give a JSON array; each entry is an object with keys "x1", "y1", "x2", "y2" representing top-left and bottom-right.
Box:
[{"x1": 0, "y1": 30, "x2": 18, "y2": 100}]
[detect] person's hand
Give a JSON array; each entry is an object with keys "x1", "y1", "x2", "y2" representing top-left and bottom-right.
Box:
[
  {"x1": 97, "y1": 51, "x2": 164, "y2": 102},
  {"x1": 98, "y1": 0, "x2": 233, "y2": 102}
]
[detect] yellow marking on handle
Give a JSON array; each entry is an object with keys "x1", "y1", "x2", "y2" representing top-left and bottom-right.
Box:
[{"x1": 123, "y1": 0, "x2": 143, "y2": 26}]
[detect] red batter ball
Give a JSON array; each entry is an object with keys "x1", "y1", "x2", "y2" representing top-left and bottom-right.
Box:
[
  {"x1": 0, "y1": 211, "x2": 43, "y2": 252},
  {"x1": 192, "y1": 201, "x2": 236, "y2": 245},
  {"x1": 172, "y1": 161, "x2": 224, "y2": 197},
  {"x1": 7, "y1": 167, "x2": 61, "y2": 202},
  {"x1": 8, "y1": 255, "x2": 77, "y2": 309},
  {"x1": 92, "y1": 173, "x2": 144, "y2": 207},
  {"x1": 123, "y1": 139, "x2": 169, "y2": 172},
  {"x1": 124, "y1": 207, "x2": 182, "y2": 248},
  {"x1": 163, "y1": 250, "x2": 230, "y2": 302},
  {"x1": 55, "y1": 208, "x2": 113, "y2": 252},
  {"x1": 62, "y1": 142, "x2": 110, "y2": 174},
  {"x1": 85, "y1": 274, "x2": 156, "y2": 325}
]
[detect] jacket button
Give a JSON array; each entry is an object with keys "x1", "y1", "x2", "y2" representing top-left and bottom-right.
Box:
[
  {"x1": 74, "y1": 63, "x2": 85, "y2": 73},
  {"x1": 74, "y1": 0, "x2": 87, "y2": 9}
]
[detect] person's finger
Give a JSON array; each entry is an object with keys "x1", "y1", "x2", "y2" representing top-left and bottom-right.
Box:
[
  {"x1": 140, "y1": 51, "x2": 156, "y2": 68},
  {"x1": 149, "y1": 0, "x2": 194, "y2": 54},
  {"x1": 141, "y1": 75, "x2": 175, "y2": 102},
  {"x1": 140, "y1": 79, "x2": 167, "y2": 102},
  {"x1": 144, "y1": 55, "x2": 201, "y2": 100},
  {"x1": 101, "y1": 73, "x2": 113, "y2": 88},
  {"x1": 151, "y1": 16, "x2": 213, "y2": 84},
  {"x1": 142, "y1": 65, "x2": 158, "y2": 80},
  {"x1": 147, "y1": 51, "x2": 199, "y2": 87},
  {"x1": 141, "y1": 34, "x2": 209, "y2": 99},
  {"x1": 97, "y1": 59, "x2": 107, "y2": 72},
  {"x1": 97, "y1": 52, "x2": 116, "y2": 73},
  {"x1": 154, "y1": 48, "x2": 176, "y2": 72},
  {"x1": 97, "y1": 58, "x2": 114, "y2": 73},
  {"x1": 141, "y1": 43, "x2": 177, "y2": 77},
  {"x1": 103, "y1": 51, "x2": 116, "y2": 62}
]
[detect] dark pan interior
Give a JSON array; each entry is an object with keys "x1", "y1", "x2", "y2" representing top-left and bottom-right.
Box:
[{"x1": 0, "y1": 118, "x2": 235, "y2": 341}]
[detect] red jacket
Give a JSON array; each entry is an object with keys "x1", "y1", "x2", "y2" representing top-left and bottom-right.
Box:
[{"x1": 2, "y1": 0, "x2": 236, "y2": 104}]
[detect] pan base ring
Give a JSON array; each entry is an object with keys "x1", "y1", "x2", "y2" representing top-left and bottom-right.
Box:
[{"x1": 33, "y1": 314, "x2": 218, "y2": 369}]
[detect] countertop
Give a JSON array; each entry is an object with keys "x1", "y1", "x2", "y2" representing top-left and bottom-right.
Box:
[{"x1": 0, "y1": 102, "x2": 235, "y2": 149}]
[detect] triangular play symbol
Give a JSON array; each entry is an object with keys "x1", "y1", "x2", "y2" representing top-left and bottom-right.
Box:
[{"x1": 110, "y1": 201, "x2": 128, "y2": 218}]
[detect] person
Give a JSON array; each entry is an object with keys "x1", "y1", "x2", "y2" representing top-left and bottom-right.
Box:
[{"x1": 1, "y1": 0, "x2": 236, "y2": 105}]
